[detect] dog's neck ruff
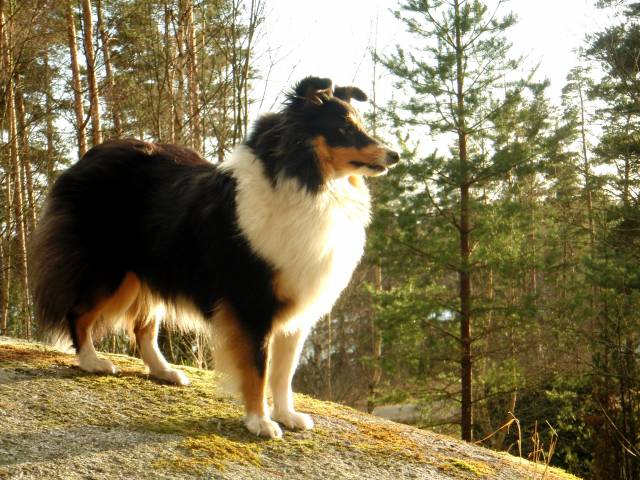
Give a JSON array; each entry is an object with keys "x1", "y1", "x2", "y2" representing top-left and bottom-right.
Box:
[{"x1": 222, "y1": 145, "x2": 371, "y2": 331}]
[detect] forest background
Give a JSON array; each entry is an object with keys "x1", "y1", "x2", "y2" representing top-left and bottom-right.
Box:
[{"x1": 1, "y1": 0, "x2": 639, "y2": 478}]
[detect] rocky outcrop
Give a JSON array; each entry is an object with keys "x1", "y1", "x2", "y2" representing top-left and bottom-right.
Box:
[{"x1": 0, "y1": 337, "x2": 579, "y2": 479}]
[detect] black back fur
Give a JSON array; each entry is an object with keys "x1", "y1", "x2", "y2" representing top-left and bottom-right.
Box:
[{"x1": 31, "y1": 139, "x2": 280, "y2": 369}]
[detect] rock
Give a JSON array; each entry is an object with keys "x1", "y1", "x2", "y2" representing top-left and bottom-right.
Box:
[{"x1": 0, "y1": 337, "x2": 581, "y2": 479}]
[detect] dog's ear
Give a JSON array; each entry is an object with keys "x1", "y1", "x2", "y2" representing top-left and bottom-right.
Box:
[
  {"x1": 293, "y1": 76, "x2": 333, "y2": 105},
  {"x1": 334, "y1": 86, "x2": 368, "y2": 103}
]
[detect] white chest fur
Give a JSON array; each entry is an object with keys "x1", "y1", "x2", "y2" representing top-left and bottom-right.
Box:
[{"x1": 222, "y1": 146, "x2": 371, "y2": 331}]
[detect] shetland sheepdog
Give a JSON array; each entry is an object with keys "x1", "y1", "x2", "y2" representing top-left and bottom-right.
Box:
[{"x1": 31, "y1": 76, "x2": 399, "y2": 438}]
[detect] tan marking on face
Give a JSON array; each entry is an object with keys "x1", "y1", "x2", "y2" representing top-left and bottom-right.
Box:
[
  {"x1": 312, "y1": 136, "x2": 387, "y2": 178},
  {"x1": 215, "y1": 301, "x2": 268, "y2": 416},
  {"x1": 312, "y1": 136, "x2": 336, "y2": 178},
  {"x1": 331, "y1": 144, "x2": 387, "y2": 172},
  {"x1": 74, "y1": 272, "x2": 141, "y2": 347},
  {"x1": 348, "y1": 175, "x2": 363, "y2": 188}
]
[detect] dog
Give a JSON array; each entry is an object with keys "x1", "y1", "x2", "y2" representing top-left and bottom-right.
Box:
[{"x1": 31, "y1": 76, "x2": 399, "y2": 438}]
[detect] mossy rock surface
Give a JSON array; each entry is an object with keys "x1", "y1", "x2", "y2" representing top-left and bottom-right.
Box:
[{"x1": 0, "y1": 337, "x2": 580, "y2": 479}]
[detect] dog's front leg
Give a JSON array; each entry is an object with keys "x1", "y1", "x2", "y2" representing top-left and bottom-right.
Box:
[
  {"x1": 215, "y1": 301, "x2": 283, "y2": 439},
  {"x1": 268, "y1": 326, "x2": 314, "y2": 431},
  {"x1": 239, "y1": 342, "x2": 283, "y2": 439}
]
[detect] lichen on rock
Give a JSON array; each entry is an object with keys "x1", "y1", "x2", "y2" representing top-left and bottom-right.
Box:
[{"x1": 0, "y1": 337, "x2": 581, "y2": 479}]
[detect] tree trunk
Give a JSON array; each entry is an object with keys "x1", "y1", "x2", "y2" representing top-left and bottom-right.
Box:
[
  {"x1": 527, "y1": 178, "x2": 537, "y2": 299},
  {"x1": 454, "y1": 0, "x2": 473, "y2": 442},
  {"x1": 0, "y1": 107, "x2": 12, "y2": 337},
  {"x1": 0, "y1": 241, "x2": 9, "y2": 335},
  {"x1": 174, "y1": 3, "x2": 186, "y2": 144},
  {"x1": 96, "y1": 0, "x2": 122, "y2": 138},
  {"x1": 229, "y1": 0, "x2": 261, "y2": 143},
  {"x1": 66, "y1": 1, "x2": 87, "y2": 158},
  {"x1": 81, "y1": 0, "x2": 102, "y2": 146},
  {"x1": 622, "y1": 114, "x2": 631, "y2": 209},
  {"x1": 368, "y1": 49, "x2": 383, "y2": 413},
  {"x1": 577, "y1": 80, "x2": 594, "y2": 248},
  {"x1": 326, "y1": 313, "x2": 333, "y2": 401},
  {"x1": 459, "y1": 187, "x2": 473, "y2": 442},
  {"x1": 199, "y1": 12, "x2": 206, "y2": 157},
  {"x1": 241, "y1": 0, "x2": 260, "y2": 137},
  {"x1": 164, "y1": 2, "x2": 176, "y2": 143},
  {"x1": 0, "y1": 5, "x2": 31, "y2": 337},
  {"x1": 230, "y1": 1, "x2": 239, "y2": 144},
  {"x1": 15, "y1": 87, "x2": 36, "y2": 233},
  {"x1": 368, "y1": 262, "x2": 383, "y2": 413},
  {"x1": 185, "y1": 0, "x2": 202, "y2": 153},
  {"x1": 576, "y1": 77, "x2": 600, "y2": 336},
  {"x1": 214, "y1": 63, "x2": 230, "y2": 162},
  {"x1": 44, "y1": 49, "x2": 56, "y2": 183}
]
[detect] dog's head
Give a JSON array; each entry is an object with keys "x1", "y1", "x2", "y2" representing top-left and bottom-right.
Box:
[
  {"x1": 246, "y1": 76, "x2": 400, "y2": 192},
  {"x1": 285, "y1": 76, "x2": 399, "y2": 179}
]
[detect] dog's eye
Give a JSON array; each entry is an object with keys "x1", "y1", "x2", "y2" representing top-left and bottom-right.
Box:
[{"x1": 339, "y1": 125, "x2": 355, "y2": 136}]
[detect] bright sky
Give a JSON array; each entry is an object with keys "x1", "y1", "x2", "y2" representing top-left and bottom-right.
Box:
[{"x1": 252, "y1": 0, "x2": 615, "y2": 115}]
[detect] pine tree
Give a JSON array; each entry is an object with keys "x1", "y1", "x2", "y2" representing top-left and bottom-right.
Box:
[
  {"x1": 65, "y1": 0, "x2": 87, "y2": 157},
  {"x1": 584, "y1": 2, "x2": 640, "y2": 476},
  {"x1": 380, "y1": 0, "x2": 540, "y2": 440},
  {"x1": 81, "y1": 0, "x2": 102, "y2": 146}
]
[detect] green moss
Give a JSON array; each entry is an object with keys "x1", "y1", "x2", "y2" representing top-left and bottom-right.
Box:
[
  {"x1": 446, "y1": 458, "x2": 495, "y2": 477},
  {"x1": 1, "y1": 341, "x2": 583, "y2": 479},
  {"x1": 296, "y1": 394, "x2": 428, "y2": 466},
  {"x1": 156, "y1": 433, "x2": 264, "y2": 474},
  {"x1": 545, "y1": 467, "x2": 582, "y2": 480},
  {"x1": 0, "y1": 341, "x2": 271, "y2": 473},
  {"x1": 185, "y1": 435, "x2": 262, "y2": 469},
  {"x1": 497, "y1": 453, "x2": 583, "y2": 480}
]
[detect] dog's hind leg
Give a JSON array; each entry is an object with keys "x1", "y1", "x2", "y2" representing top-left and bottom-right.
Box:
[
  {"x1": 134, "y1": 318, "x2": 190, "y2": 386},
  {"x1": 73, "y1": 272, "x2": 141, "y2": 374},
  {"x1": 74, "y1": 309, "x2": 119, "y2": 374},
  {"x1": 268, "y1": 326, "x2": 314, "y2": 430}
]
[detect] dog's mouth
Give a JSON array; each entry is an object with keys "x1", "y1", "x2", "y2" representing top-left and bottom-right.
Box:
[{"x1": 349, "y1": 160, "x2": 387, "y2": 174}]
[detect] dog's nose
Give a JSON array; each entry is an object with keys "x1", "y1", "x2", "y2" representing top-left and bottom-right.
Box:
[{"x1": 385, "y1": 150, "x2": 400, "y2": 166}]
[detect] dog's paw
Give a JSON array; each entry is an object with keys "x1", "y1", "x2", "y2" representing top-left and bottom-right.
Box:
[
  {"x1": 151, "y1": 368, "x2": 190, "y2": 386},
  {"x1": 271, "y1": 409, "x2": 314, "y2": 430},
  {"x1": 244, "y1": 414, "x2": 283, "y2": 439},
  {"x1": 79, "y1": 356, "x2": 119, "y2": 375}
]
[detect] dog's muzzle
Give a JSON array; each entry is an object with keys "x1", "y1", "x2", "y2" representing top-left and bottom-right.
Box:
[{"x1": 384, "y1": 149, "x2": 400, "y2": 167}]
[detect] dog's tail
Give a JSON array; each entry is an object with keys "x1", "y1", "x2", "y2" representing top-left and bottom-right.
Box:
[{"x1": 30, "y1": 195, "x2": 86, "y2": 350}]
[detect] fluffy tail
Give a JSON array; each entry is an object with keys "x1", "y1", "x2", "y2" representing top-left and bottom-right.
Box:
[{"x1": 30, "y1": 197, "x2": 86, "y2": 348}]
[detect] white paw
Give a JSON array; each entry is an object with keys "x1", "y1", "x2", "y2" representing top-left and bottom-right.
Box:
[
  {"x1": 151, "y1": 368, "x2": 190, "y2": 386},
  {"x1": 271, "y1": 409, "x2": 314, "y2": 430},
  {"x1": 244, "y1": 414, "x2": 283, "y2": 439},
  {"x1": 79, "y1": 356, "x2": 119, "y2": 374}
]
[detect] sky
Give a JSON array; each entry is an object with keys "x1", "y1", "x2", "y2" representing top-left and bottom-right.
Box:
[{"x1": 251, "y1": 0, "x2": 615, "y2": 116}]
